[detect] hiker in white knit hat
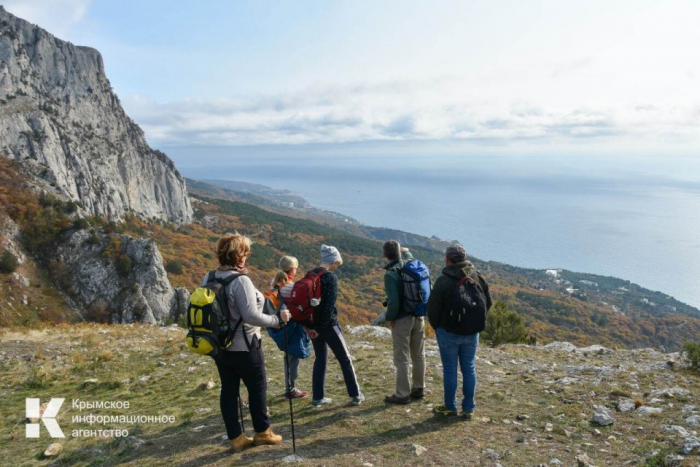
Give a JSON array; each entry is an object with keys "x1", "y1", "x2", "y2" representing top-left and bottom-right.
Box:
[{"x1": 307, "y1": 244, "x2": 364, "y2": 407}]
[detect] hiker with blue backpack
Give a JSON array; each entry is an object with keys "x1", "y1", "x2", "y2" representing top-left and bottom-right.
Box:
[
  {"x1": 265, "y1": 255, "x2": 312, "y2": 400},
  {"x1": 381, "y1": 240, "x2": 431, "y2": 404}
]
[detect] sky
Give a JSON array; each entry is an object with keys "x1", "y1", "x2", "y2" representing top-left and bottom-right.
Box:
[{"x1": 4, "y1": 0, "x2": 700, "y2": 155}]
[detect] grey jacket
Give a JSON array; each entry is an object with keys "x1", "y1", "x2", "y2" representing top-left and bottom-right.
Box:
[{"x1": 201, "y1": 271, "x2": 280, "y2": 351}]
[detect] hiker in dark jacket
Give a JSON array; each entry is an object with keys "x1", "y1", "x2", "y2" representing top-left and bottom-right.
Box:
[
  {"x1": 428, "y1": 243, "x2": 492, "y2": 419},
  {"x1": 308, "y1": 244, "x2": 364, "y2": 407},
  {"x1": 207, "y1": 233, "x2": 290, "y2": 452},
  {"x1": 382, "y1": 240, "x2": 426, "y2": 404}
]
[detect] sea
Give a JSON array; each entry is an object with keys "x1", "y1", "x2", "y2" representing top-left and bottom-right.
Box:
[{"x1": 175, "y1": 150, "x2": 700, "y2": 309}]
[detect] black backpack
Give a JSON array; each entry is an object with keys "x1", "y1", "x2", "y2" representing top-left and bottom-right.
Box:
[
  {"x1": 444, "y1": 273, "x2": 488, "y2": 335},
  {"x1": 185, "y1": 271, "x2": 245, "y2": 357}
]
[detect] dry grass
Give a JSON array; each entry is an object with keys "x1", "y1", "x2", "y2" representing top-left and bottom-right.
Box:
[{"x1": 0, "y1": 324, "x2": 698, "y2": 466}]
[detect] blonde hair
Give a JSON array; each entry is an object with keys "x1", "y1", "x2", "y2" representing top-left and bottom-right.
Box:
[
  {"x1": 279, "y1": 255, "x2": 299, "y2": 272},
  {"x1": 216, "y1": 232, "x2": 251, "y2": 267},
  {"x1": 271, "y1": 255, "x2": 299, "y2": 289}
]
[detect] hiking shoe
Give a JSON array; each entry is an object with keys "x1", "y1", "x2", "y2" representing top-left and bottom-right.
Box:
[
  {"x1": 285, "y1": 388, "x2": 309, "y2": 400},
  {"x1": 351, "y1": 393, "x2": 365, "y2": 406},
  {"x1": 461, "y1": 411, "x2": 474, "y2": 421},
  {"x1": 253, "y1": 427, "x2": 282, "y2": 446},
  {"x1": 433, "y1": 405, "x2": 458, "y2": 417},
  {"x1": 311, "y1": 397, "x2": 332, "y2": 407},
  {"x1": 409, "y1": 388, "x2": 427, "y2": 399},
  {"x1": 385, "y1": 394, "x2": 411, "y2": 405},
  {"x1": 230, "y1": 433, "x2": 254, "y2": 452}
]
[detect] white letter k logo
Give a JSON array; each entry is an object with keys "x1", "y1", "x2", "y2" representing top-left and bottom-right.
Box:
[{"x1": 26, "y1": 398, "x2": 65, "y2": 438}]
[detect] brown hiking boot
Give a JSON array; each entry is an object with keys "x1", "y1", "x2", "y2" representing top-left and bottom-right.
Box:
[
  {"x1": 230, "y1": 433, "x2": 253, "y2": 452},
  {"x1": 253, "y1": 427, "x2": 283, "y2": 446}
]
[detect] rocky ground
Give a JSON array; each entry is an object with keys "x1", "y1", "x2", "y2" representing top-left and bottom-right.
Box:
[{"x1": 1, "y1": 323, "x2": 698, "y2": 466}]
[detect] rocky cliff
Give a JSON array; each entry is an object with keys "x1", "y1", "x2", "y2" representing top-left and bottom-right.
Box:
[
  {"x1": 0, "y1": 6, "x2": 192, "y2": 224},
  {"x1": 54, "y1": 229, "x2": 189, "y2": 325}
]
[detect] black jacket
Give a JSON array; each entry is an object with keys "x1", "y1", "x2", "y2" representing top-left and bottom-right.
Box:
[{"x1": 427, "y1": 261, "x2": 492, "y2": 331}]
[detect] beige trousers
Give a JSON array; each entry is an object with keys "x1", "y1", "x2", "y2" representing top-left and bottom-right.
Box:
[{"x1": 391, "y1": 315, "x2": 426, "y2": 398}]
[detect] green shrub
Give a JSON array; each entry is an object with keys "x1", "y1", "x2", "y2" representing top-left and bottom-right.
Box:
[
  {"x1": 115, "y1": 255, "x2": 132, "y2": 277},
  {"x1": 72, "y1": 218, "x2": 90, "y2": 230},
  {"x1": 0, "y1": 250, "x2": 19, "y2": 273},
  {"x1": 481, "y1": 301, "x2": 529, "y2": 347},
  {"x1": 682, "y1": 341, "x2": 700, "y2": 371},
  {"x1": 165, "y1": 259, "x2": 183, "y2": 275},
  {"x1": 86, "y1": 230, "x2": 101, "y2": 246}
]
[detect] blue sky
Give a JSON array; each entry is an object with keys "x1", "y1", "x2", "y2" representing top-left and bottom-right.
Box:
[{"x1": 5, "y1": 0, "x2": 700, "y2": 155}]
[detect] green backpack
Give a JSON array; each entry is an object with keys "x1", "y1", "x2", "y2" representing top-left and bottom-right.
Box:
[{"x1": 185, "y1": 271, "x2": 244, "y2": 357}]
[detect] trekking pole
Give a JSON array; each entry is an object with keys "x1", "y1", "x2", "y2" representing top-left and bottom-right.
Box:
[
  {"x1": 239, "y1": 397, "x2": 245, "y2": 433},
  {"x1": 283, "y1": 324, "x2": 297, "y2": 454}
]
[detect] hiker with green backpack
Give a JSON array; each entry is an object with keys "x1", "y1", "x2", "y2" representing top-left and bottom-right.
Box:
[{"x1": 196, "y1": 233, "x2": 290, "y2": 453}]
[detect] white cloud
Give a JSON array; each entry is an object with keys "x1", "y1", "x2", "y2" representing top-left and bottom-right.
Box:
[
  {"x1": 3, "y1": 0, "x2": 91, "y2": 39},
  {"x1": 121, "y1": 79, "x2": 700, "y2": 149}
]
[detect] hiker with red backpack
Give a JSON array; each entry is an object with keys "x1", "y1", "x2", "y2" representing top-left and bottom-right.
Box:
[
  {"x1": 265, "y1": 255, "x2": 311, "y2": 400},
  {"x1": 382, "y1": 240, "x2": 430, "y2": 405},
  {"x1": 204, "y1": 233, "x2": 290, "y2": 452},
  {"x1": 427, "y1": 243, "x2": 492, "y2": 419},
  {"x1": 292, "y1": 244, "x2": 364, "y2": 407}
]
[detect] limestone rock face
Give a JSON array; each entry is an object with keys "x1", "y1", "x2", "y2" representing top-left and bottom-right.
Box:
[
  {"x1": 55, "y1": 229, "x2": 190, "y2": 324},
  {"x1": 0, "y1": 212, "x2": 25, "y2": 264},
  {"x1": 0, "y1": 7, "x2": 192, "y2": 224}
]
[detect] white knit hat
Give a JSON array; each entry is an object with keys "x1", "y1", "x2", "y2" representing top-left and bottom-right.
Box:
[{"x1": 321, "y1": 244, "x2": 341, "y2": 264}]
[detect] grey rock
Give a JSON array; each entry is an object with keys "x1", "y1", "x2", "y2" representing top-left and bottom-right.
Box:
[
  {"x1": 0, "y1": 8, "x2": 192, "y2": 224},
  {"x1": 543, "y1": 341, "x2": 577, "y2": 352},
  {"x1": 549, "y1": 459, "x2": 563, "y2": 466},
  {"x1": 593, "y1": 405, "x2": 615, "y2": 426},
  {"x1": 662, "y1": 425, "x2": 690, "y2": 437},
  {"x1": 576, "y1": 345, "x2": 610, "y2": 354},
  {"x1": 576, "y1": 453, "x2": 594, "y2": 467},
  {"x1": 55, "y1": 230, "x2": 184, "y2": 324},
  {"x1": 125, "y1": 436, "x2": 145, "y2": 450},
  {"x1": 682, "y1": 436, "x2": 700, "y2": 455},
  {"x1": 648, "y1": 387, "x2": 690, "y2": 399},
  {"x1": 636, "y1": 406, "x2": 663, "y2": 415},
  {"x1": 617, "y1": 398, "x2": 636, "y2": 413},
  {"x1": 346, "y1": 325, "x2": 391, "y2": 339},
  {"x1": 686, "y1": 415, "x2": 700, "y2": 427},
  {"x1": 664, "y1": 455, "x2": 684, "y2": 467},
  {"x1": 10, "y1": 272, "x2": 30, "y2": 287}
]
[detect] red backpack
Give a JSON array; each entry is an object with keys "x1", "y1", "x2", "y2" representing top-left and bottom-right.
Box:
[{"x1": 285, "y1": 268, "x2": 327, "y2": 324}]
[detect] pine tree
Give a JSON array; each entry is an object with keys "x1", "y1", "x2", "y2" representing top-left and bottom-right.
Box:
[{"x1": 482, "y1": 301, "x2": 528, "y2": 347}]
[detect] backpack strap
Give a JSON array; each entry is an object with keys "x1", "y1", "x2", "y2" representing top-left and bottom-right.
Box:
[
  {"x1": 213, "y1": 272, "x2": 253, "y2": 351},
  {"x1": 206, "y1": 270, "x2": 217, "y2": 284},
  {"x1": 395, "y1": 260, "x2": 414, "y2": 313}
]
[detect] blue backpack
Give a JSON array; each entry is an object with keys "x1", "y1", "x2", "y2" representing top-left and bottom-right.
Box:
[
  {"x1": 398, "y1": 259, "x2": 432, "y2": 316},
  {"x1": 263, "y1": 286, "x2": 311, "y2": 359}
]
